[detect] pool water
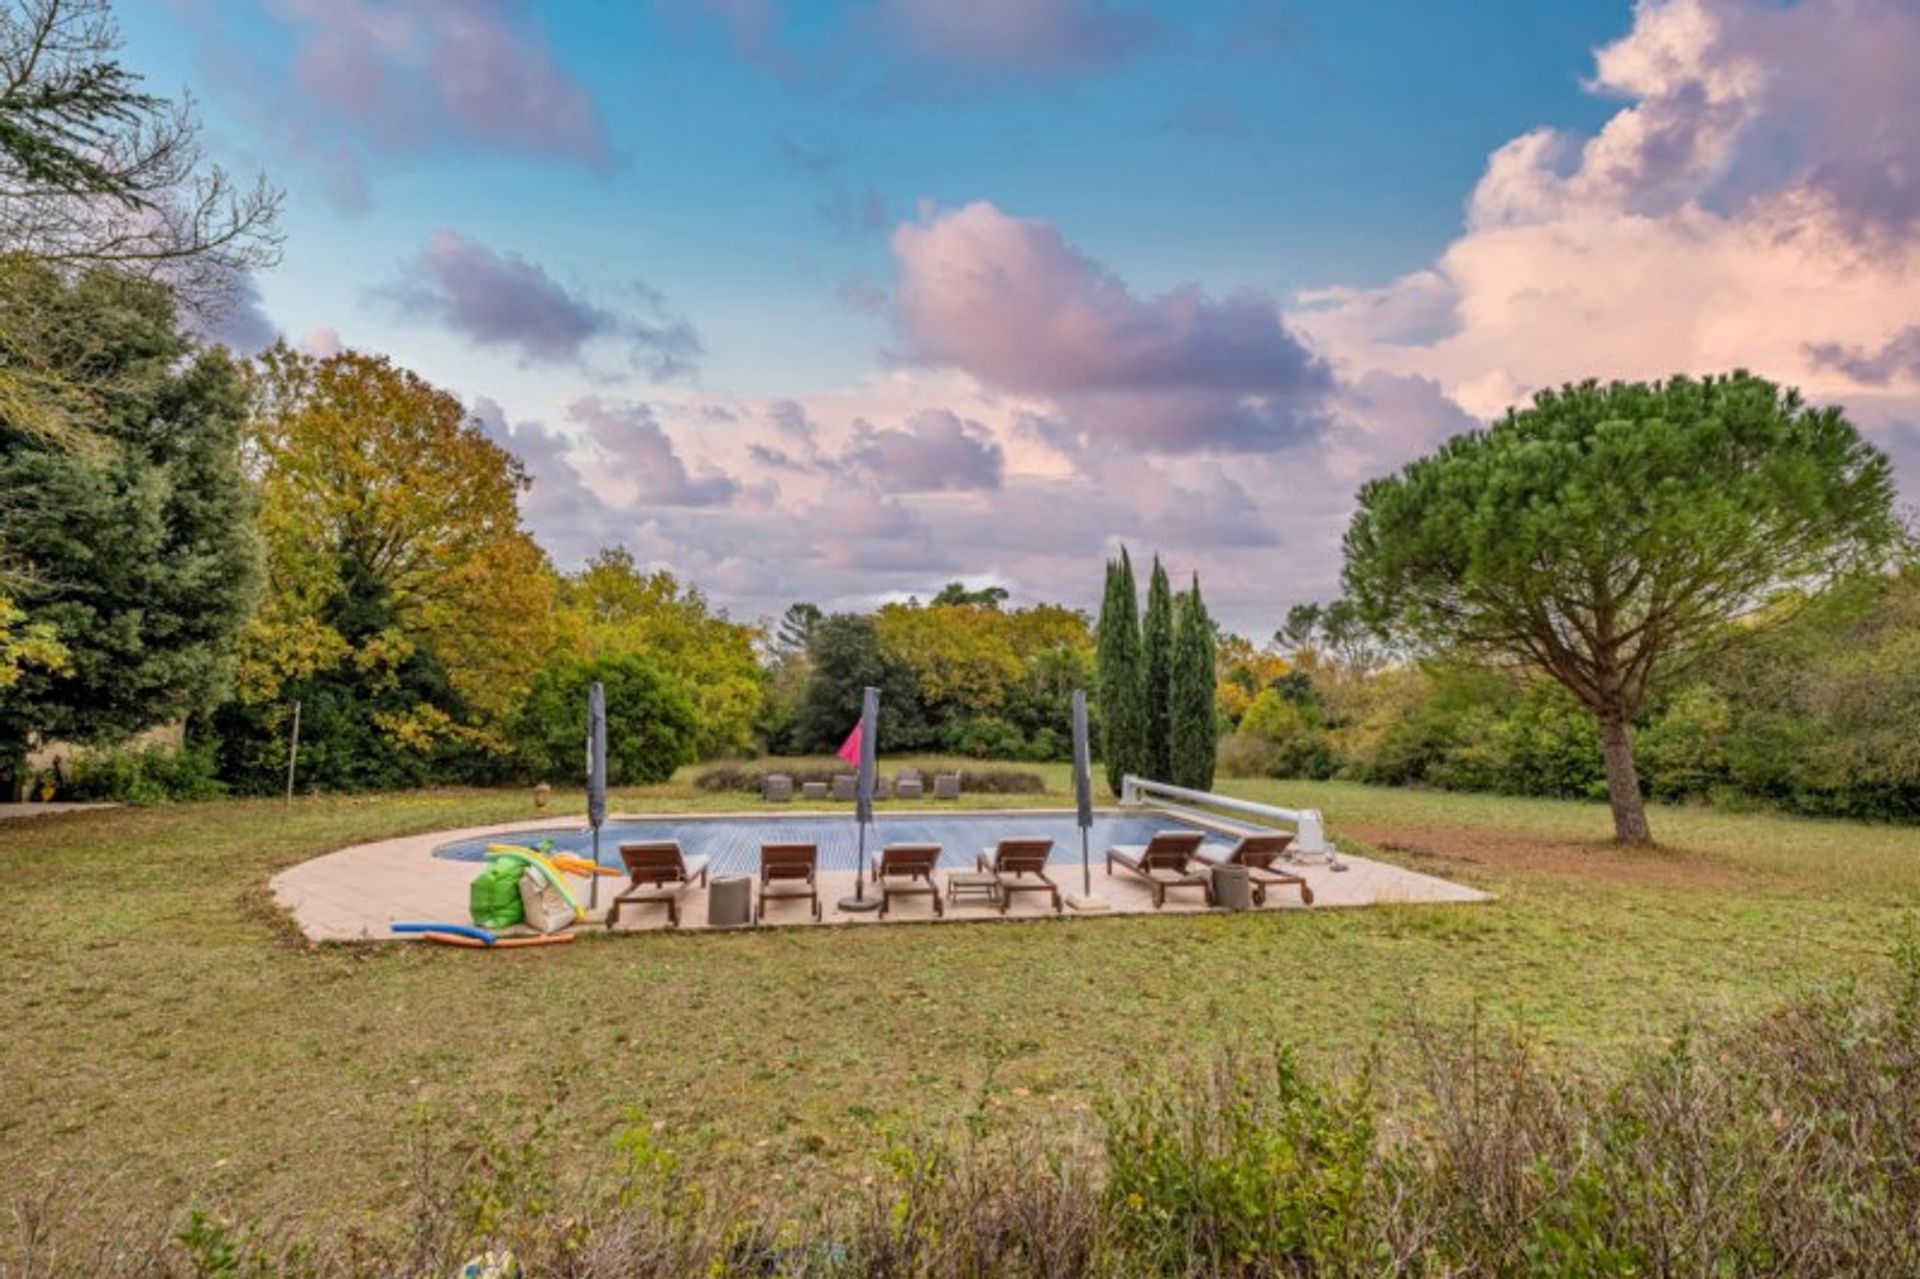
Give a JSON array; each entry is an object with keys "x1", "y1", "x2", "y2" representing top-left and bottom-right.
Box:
[{"x1": 433, "y1": 810, "x2": 1243, "y2": 876}]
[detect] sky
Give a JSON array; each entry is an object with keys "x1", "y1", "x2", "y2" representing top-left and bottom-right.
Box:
[{"x1": 129, "y1": 0, "x2": 1920, "y2": 635}]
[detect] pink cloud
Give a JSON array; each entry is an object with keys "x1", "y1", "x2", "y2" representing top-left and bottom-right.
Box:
[
  {"x1": 381, "y1": 231, "x2": 700, "y2": 378},
  {"x1": 569, "y1": 397, "x2": 738, "y2": 508},
  {"x1": 891, "y1": 201, "x2": 1330, "y2": 451},
  {"x1": 865, "y1": 0, "x2": 1155, "y2": 75},
  {"x1": 848, "y1": 409, "x2": 1004, "y2": 491},
  {"x1": 1295, "y1": 0, "x2": 1920, "y2": 489},
  {"x1": 222, "y1": 0, "x2": 605, "y2": 206},
  {"x1": 273, "y1": 0, "x2": 603, "y2": 157}
]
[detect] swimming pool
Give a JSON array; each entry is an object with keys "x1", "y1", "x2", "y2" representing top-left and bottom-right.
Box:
[{"x1": 433, "y1": 809, "x2": 1247, "y2": 876}]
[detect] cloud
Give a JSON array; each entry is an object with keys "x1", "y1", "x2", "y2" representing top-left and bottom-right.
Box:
[
  {"x1": 467, "y1": 0, "x2": 1920, "y2": 637},
  {"x1": 1293, "y1": 0, "x2": 1920, "y2": 474},
  {"x1": 1461, "y1": 0, "x2": 1920, "y2": 238},
  {"x1": 1808, "y1": 329, "x2": 1920, "y2": 388},
  {"x1": 381, "y1": 231, "x2": 701, "y2": 378},
  {"x1": 471, "y1": 396, "x2": 616, "y2": 562},
  {"x1": 276, "y1": 0, "x2": 604, "y2": 158},
  {"x1": 182, "y1": 271, "x2": 279, "y2": 355},
  {"x1": 568, "y1": 397, "x2": 738, "y2": 507},
  {"x1": 300, "y1": 327, "x2": 343, "y2": 358},
  {"x1": 663, "y1": 0, "x2": 1154, "y2": 86},
  {"x1": 891, "y1": 201, "x2": 1331, "y2": 451},
  {"x1": 862, "y1": 0, "x2": 1156, "y2": 76},
  {"x1": 848, "y1": 409, "x2": 1004, "y2": 491},
  {"x1": 203, "y1": 0, "x2": 604, "y2": 208}
]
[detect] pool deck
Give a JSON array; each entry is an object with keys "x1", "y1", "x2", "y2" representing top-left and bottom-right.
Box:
[{"x1": 271, "y1": 808, "x2": 1493, "y2": 942}]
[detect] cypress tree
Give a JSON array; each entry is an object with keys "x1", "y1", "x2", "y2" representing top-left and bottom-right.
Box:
[
  {"x1": 1094, "y1": 548, "x2": 1145, "y2": 796},
  {"x1": 1140, "y1": 555, "x2": 1174, "y2": 782},
  {"x1": 1169, "y1": 573, "x2": 1219, "y2": 791}
]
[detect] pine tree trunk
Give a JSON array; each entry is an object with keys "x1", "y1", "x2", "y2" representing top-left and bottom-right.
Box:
[{"x1": 1598, "y1": 709, "x2": 1653, "y2": 845}]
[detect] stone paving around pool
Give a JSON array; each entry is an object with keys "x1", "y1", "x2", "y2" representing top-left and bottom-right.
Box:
[{"x1": 271, "y1": 809, "x2": 1493, "y2": 942}]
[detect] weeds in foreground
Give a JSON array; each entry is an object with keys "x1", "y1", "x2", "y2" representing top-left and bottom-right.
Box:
[{"x1": 8, "y1": 945, "x2": 1918, "y2": 1277}]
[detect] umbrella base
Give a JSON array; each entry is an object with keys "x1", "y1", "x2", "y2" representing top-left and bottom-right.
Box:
[
  {"x1": 1066, "y1": 893, "x2": 1112, "y2": 913},
  {"x1": 836, "y1": 894, "x2": 882, "y2": 913}
]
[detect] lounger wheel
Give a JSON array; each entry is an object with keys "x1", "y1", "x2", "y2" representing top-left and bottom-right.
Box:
[{"x1": 1300, "y1": 884, "x2": 1314, "y2": 906}]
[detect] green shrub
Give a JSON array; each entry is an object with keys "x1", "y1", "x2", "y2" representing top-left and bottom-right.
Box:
[
  {"x1": 67, "y1": 741, "x2": 226, "y2": 805},
  {"x1": 1215, "y1": 731, "x2": 1282, "y2": 779},
  {"x1": 510, "y1": 653, "x2": 698, "y2": 785},
  {"x1": 944, "y1": 715, "x2": 1028, "y2": 760},
  {"x1": 1103, "y1": 1049, "x2": 1381, "y2": 1274},
  {"x1": 693, "y1": 762, "x2": 1046, "y2": 795},
  {"x1": 1642, "y1": 685, "x2": 1734, "y2": 800},
  {"x1": 1237, "y1": 689, "x2": 1337, "y2": 779}
]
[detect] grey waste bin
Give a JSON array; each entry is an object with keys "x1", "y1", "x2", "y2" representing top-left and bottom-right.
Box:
[
  {"x1": 1210, "y1": 864, "x2": 1252, "y2": 911},
  {"x1": 707, "y1": 875, "x2": 752, "y2": 928}
]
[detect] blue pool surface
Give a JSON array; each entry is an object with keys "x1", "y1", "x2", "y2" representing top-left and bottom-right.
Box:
[{"x1": 433, "y1": 810, "x2": 1248, "y2": 876}]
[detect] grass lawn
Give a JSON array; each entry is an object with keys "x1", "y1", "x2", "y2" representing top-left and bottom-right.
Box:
[{"x1": 4, "y1": 761, "x2": 1918, "y2": 1235}]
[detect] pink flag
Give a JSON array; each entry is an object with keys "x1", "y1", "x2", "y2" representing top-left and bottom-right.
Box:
[{"x1": 836, "y1": 721, "x2": 863, "y2": 768}]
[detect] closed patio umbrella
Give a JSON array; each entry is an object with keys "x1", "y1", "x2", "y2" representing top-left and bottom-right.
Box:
[
  {"x1": 1074, "y1": 689, "x2": 1093, "y2": 894},
  {"x1": 586, "y1": 679, "x2": 607, "y2": 910},
  {"x1": 1068, "y1": 688, "x2": 1109, "y2": 912},
  {"x1": 838, "y1": 686, "x2": 882, "y2": 912}
]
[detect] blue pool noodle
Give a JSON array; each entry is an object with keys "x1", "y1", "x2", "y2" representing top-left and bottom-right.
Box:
[{"x1": 392, "y1": 922, "x2": 496, "y2": 944}]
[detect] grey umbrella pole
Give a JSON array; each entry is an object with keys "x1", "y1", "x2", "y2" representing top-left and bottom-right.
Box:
[{"x1": 839, "y1": 686, "x2": 883, "y2": 913}]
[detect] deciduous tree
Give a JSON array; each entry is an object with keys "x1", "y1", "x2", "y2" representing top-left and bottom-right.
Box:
[
  {"x1": 230, "y1": 346, "x2": 553, "y2": 782},
  {"x1": 511, "y1": 651, "x2": 697, "y2": 786},
  {"x1": 554, "y1": 547, "x2": 761, "y2": 758}
]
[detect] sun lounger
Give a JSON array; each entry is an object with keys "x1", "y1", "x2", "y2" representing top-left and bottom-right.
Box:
[
  {"x1": 608, "y1": 841, "x2": 711, "y2": 928},
  {"x1": 762, "y1": 774, "x2": 793, "y2": 803},
  {"x1": 1196, "y1": 832, "x2": 1313, "y2": 905},
  {"x1": 1105, "y1": 830, "x2": 1210, "y2": 909},
  {"x1": 895, "y1": 768, "x2": 924, "y2": 800},
  {"x1": 976, "y1": 838, "x2": 1061, "y2": 914},
  {"x1": 832, "y1": 774, "x2": 857, "y2": 801},
  {"x1": 757, "y1": 842, "x2": 821, "y2": 923},
  {"x1": 874, "y1": 843, "x2": 944, "y2": 918},
  {"x1": 933, "y1": 772, "x2": 961, "y2": 800}
]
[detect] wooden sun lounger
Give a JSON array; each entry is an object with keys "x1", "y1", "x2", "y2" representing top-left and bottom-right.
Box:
[
  {"x1": 757, "y1": 842, "x2": 821, "y2": 923},
  {"x1": 608, "y1": 841, "x2": 711, "y2": 929},
  {"x1": 1105, "y1": 830, "x2": 1210, "y2": 909},
  {"x1": 874, "y1": 843, "x2": 943, "y2": 919},
  {"x1": 976, "y1": 838, "x2": 1060, "y2": 915},
  {"x1": 1197, "y1": 832, "x2": 1313, "y2": 905}
]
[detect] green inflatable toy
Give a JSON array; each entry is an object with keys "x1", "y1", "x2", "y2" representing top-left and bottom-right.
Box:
[{"x1": 468, "y1": 859, "x2": 526, "y2": 929}]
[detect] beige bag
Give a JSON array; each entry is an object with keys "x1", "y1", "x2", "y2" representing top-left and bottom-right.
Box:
[{"x1": 518, "y1": 871, "x2": 574, "y2": 935}]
